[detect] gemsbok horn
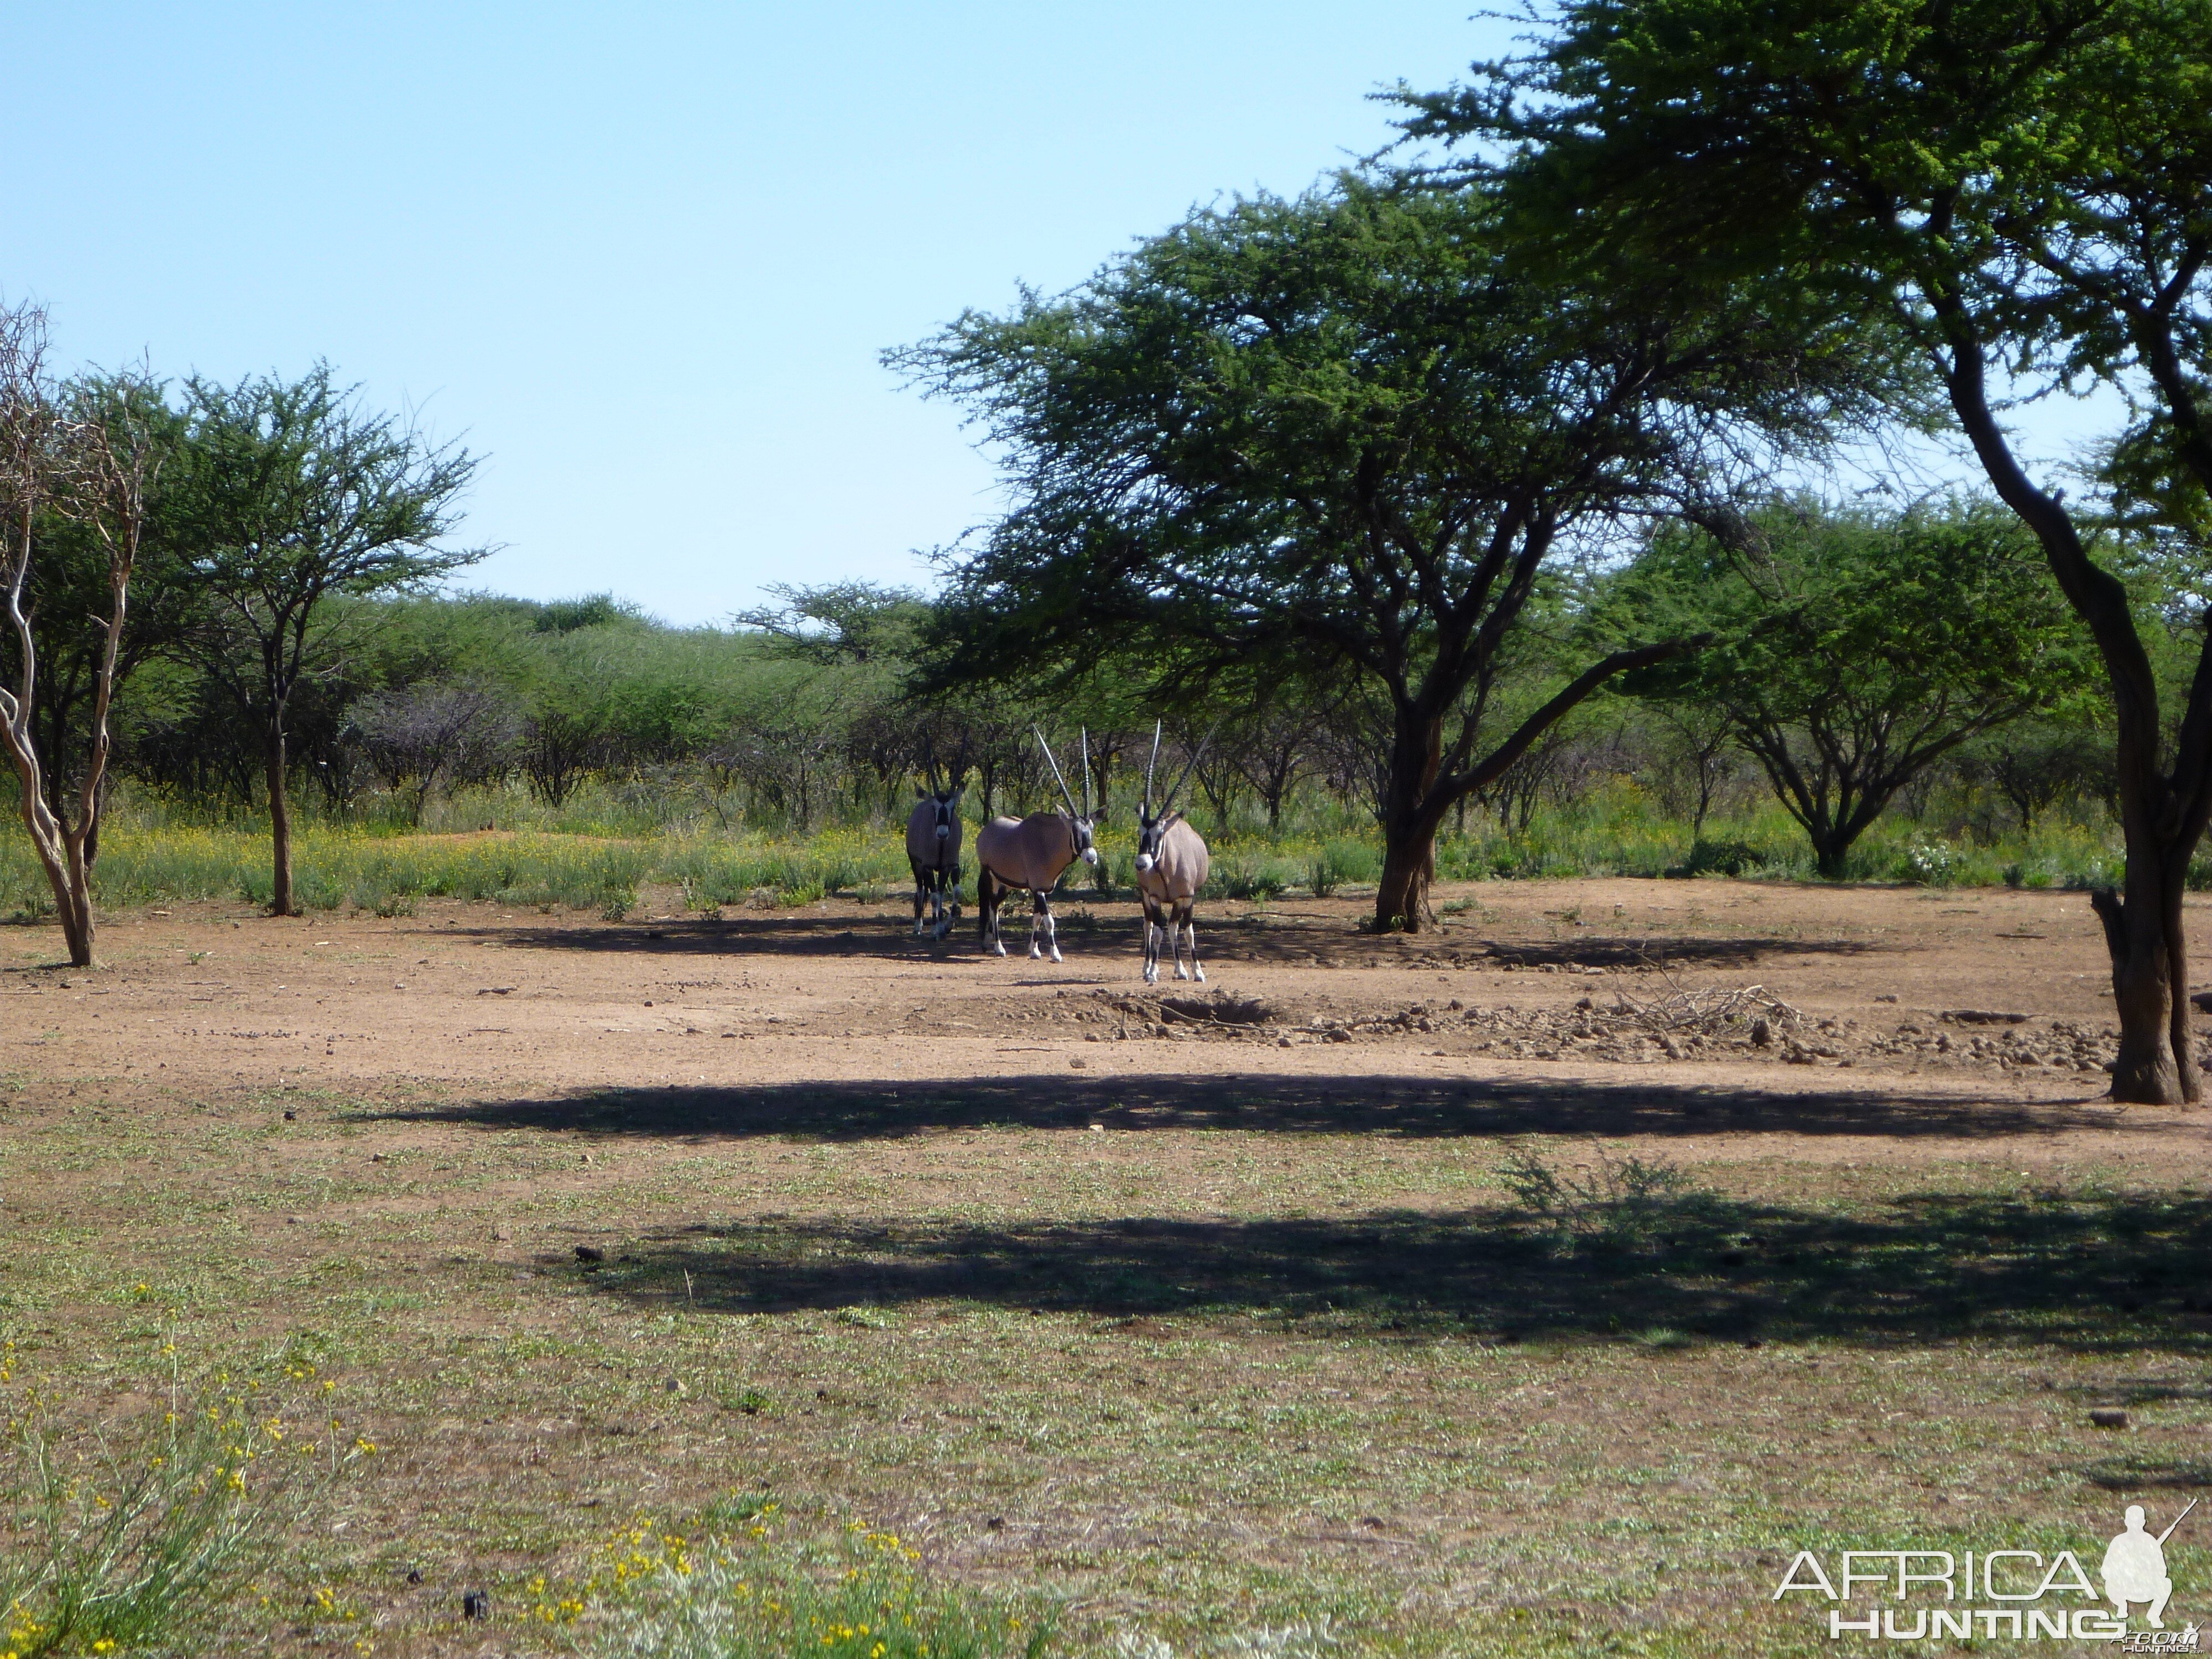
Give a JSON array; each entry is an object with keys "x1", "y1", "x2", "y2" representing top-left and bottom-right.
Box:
[
  {"x1": 1133, "y1": 720, "x2": 1213, "y2": 984},
  {"x1": 973, "y1": 725, "x2": 1104, "y2": 963}
]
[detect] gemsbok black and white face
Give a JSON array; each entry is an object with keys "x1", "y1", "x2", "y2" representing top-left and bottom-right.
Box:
[
  {"x1": 1133, "y1": 807, "x2": 1182, "y2": 873},
  {"x1": 1070, "y1": 813, "x2": 1101, "y2": 868},
  {"x1": 924, "y1": 784, "x2": 961, "y2": 842}
]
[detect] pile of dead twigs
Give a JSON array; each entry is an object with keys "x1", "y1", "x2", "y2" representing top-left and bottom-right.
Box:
[{"x1": 1605, "y1": 956, "x2": 1804, "y2": 1037}]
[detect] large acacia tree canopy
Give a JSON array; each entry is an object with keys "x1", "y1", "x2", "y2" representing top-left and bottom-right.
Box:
[
  {"x1": 1401, "y1": 0, "x2": 2212, "y2": 530},
  {"x1": 894, "y1": 178, "x2": 1905, "y2": 703},
  {"x1": 1405, "y1": 1, "x2": 2211, "y2": 262}
]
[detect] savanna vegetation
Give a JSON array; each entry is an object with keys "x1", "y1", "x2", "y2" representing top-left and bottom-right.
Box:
[{"x1": 5, "y1": 0, "x2": 2212, "y2": 1651}]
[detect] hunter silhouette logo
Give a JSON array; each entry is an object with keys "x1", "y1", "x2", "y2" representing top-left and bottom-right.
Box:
[
  {"x1": 1773, "y1": 1500, "x2": 2198, "y2": 1644},
  {"x1": 2106, "y1": 1500, "x2": 2194, "y2": 1630}
]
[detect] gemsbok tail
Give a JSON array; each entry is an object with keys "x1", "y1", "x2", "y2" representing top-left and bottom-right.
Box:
[{"x1": 977, "y1": 865, "x2": 998, "y2": 942}]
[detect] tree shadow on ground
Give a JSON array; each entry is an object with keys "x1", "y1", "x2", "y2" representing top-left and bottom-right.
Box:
[
  {"x1": 364, "y1": 1070, "x2": 2131, "y2": 1143},
  {"x1": 571, "y1": 1190, "x2": 2212, "y2": 1357},
  {"x1": 446, "y1": 911, "x2": 1887, "y2": 972},
  {"x1": 1472, "y1": 934, "x2": 1883, "y2": 971},
  {"x1": 2077, "y1": 1454, "x2": 2212, "y2": 1489}
]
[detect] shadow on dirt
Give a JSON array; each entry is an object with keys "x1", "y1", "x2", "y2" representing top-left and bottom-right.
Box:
[
  {"x1": 445, "y1": 910, "x2": 1887, "y2": 972},
  {"x1": 570, "y1": 1190, "x2": 2212, "y2": 1356},
  {"x1": 363, "y1": 1070, "x2": 2128, "y2": 1143},
  {"x1": 1472, "y1": 935, "x2": 1881, "y2": 971}
]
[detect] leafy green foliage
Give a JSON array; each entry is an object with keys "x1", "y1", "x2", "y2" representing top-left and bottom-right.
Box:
[
  {"x1": 898, "y1": 176, "x2": 1894, "y2": 926},
  {"x1": 1402, "y1": 0, "x2": 2212, "y2": 1096},
  {"x1": 1615, "y1": 499, "x2": 2099, "y2": 874},
  {"x1": 1494, "y1": 1142, "x2": 1697, "y2": 1249}
]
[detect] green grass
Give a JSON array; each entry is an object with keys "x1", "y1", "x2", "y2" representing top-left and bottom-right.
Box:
[
  {"x1": 0, "y1": 1345, "x2": 375, "y2": 1657},
  {"x1": 5, "y1": 1063, "x2": 2208, "y2": 1655},
  {"x1": 591, "y1": 1522, "x2": 1052, "y2": 1659},
  {"x1": 0, "y1": 774, "x2": 2155, "y2": 925}
]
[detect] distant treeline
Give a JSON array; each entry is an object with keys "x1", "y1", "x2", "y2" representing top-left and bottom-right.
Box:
[{"x1": 28, "y1": 555, "x2": 2142, "y2": 865}]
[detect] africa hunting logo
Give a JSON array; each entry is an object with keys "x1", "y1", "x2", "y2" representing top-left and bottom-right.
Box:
[{"x1": 1774, "y1": 1500, "x2": 2198, "y2": 1646}]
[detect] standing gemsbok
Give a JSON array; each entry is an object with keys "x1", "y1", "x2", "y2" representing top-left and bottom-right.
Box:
[
  {"x1": 974, "y1": 727, "x2": 1103, "y2": 962},
  {"x1": 905, "y1": 768, "x2": 966, "y2": 940},
  {"x1": 1132, "y1": 722, "x2": 1212, "y2": 983}
]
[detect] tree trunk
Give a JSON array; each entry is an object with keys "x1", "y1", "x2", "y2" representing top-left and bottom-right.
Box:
[
  {"x1": 1373, "y1": 828, "x2": 1438, "y2": 931},
  {"x1": 59, "y1": 838, "x2": 94, "y2": 966},
  {"x1": 1367, "y1": 639, "x2": 1705, "y2": 932},
  {"x1": 1371, "y1": 709, "x2": 1443, "y2": 932},
  {"x1": 267, "y1": 716, "x2": 296, "y2": 916},
  {"x1": 2087, "y1": 770, "x2": 2208, "y2": 1105},
  {"x1": 8, "y1": 787, "x2": 92, "y2": 964},
  {"x1": 1806, "y1": 812, "x2": 1857, "y2": 879},
  {"x1": 0, "y1": 738, "x2": 93, "y2": 964},
  {"x1": 2090, "y1": 851, "x2": 2197, "y2": 1103},
  {"x1": 1942, "y1": 321, "x2": 2204, "y2": 1104}
]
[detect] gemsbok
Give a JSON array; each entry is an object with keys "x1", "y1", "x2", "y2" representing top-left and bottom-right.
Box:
[
  {"x1": 1132, "y1": 721, "x2": 1212, "y2": 983},
  {"x1": 974, "y1": 727, "x2": 1103, "y2": 962},
  {"x1": 905, "y1": 770, "x2": 966, "y2": 940}
]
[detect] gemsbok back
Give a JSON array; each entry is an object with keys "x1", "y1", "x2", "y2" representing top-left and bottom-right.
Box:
[
  {"x1": 904, "y1": 768, "x2": 966, "y2": 940},
  {"x1": 1132, "y1": 721, "x2": 1212, "y2": 983},
  {"x1": 974, "y1": 727, "x2": 1103, "y2": 962}
]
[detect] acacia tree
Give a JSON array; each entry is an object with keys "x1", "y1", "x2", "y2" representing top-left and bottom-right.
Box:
[
  {"x1": 1226, "y1": 702, "x2": 1319, "y2": 833},
  {"x1": 898, "y1": 179, "x2": 1888, "y2": 926},
  {"x1": 0, "y1": 307, "x2": 169, "y2": 964},
  {"x1": 1645, "y1": 703, "x2": 1738, "y2": 837},
  {"x1": 348, "y1": 680, "x2": 520, "y2": 823},
  {"x1": 12, "y1": 374, "x2": 191, "y2": 831},
  {"x1": 173, "y1": 366, "x2": 479, "y2": 914},
  {"x1": 1403, "y1": 0, "x2": 2212, "y2": 1093},
  {"x1": 1620, "y1": 499, "x2": 2098, "y2": 874}
]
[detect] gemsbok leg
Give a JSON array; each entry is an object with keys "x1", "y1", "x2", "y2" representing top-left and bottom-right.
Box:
[
  {"x1": 1140, "y1": 893, "x2": 1163, "y2": 983},
  {"x1": 1176, "y1": 899, "x2": 1203, "y2": 982},
  {"x1": 935, "y1": 862, "x2": 958, "y2": 940},
  {"x1": 980, "y1": 868, "x2": 1006, "y2": 957},
  {"x1": 1030, "y1": 890, "x2": 1064, "y2": 963}
]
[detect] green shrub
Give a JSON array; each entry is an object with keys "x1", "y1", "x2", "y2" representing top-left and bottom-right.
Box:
[
  {"x1": 1212, "y1": 856, "x2": 1292, "y2": 901},
  {"x1": 1676, "y1": 837, "x2": 1764, "y2": 878},
  {"x1": 1305, "y1": 838, "x2": 1376, "y2": 896},
  {"x1": 1495, "y1": 1142, "x2": 1695, "y2": 1249}
]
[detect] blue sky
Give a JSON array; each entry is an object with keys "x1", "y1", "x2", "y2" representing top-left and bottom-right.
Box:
[{"x1": 4, "y1": 4, "x2": 1509, "y2": 624}]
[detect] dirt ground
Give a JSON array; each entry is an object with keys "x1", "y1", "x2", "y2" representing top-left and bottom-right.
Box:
[
  {"x1": 4, "y1": 876, "x2": 2211, "y2": 1655},
  {"x1": 21, "y1": 875, "x2": 2179, "y2": 1096}
]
